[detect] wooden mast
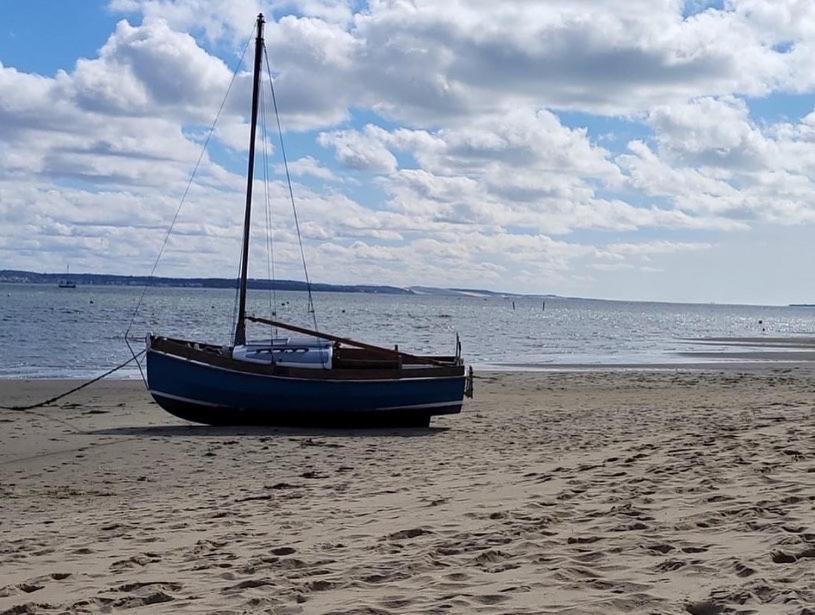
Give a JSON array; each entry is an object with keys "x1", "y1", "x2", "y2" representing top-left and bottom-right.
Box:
[{"x1": 234, "y1": 13, "x2": 265, "y2": 346}]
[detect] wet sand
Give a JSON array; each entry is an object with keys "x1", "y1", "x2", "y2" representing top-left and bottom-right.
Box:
[
  {"x1": 689, "y1": 337, "x2": 815, "y2": 348},
  {"x1": 2, "y1": 368, "x2": 815, "y2": 614},
  {"x1": 678, "y1": 336, "x2": 815, "y2": 363}
]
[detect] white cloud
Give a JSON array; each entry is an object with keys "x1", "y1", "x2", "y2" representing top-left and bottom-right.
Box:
[
  {"x1": 106, "y1": 0, "x2": 815, "y2": 127},
  {"x1": 65, "y1": 19, "x2": 234, "y2": 117},
  {"x1": 600, "y1": 240, "x2": 713, "y2": 258},
  {"x1": 316, "y1": 110, "x2": 748, "y2": 236},
  {"x1": 618, "y1": 96, "x2": 815, "y2": 225},
  {"x1": 2, "y1": 2, "x2": 815, "y2": 302},
  {"x1": 109, "y1": 0, "x2": 262, "y2": 42},
  {"x1": 279, "y1": 156, "x2": 339, "y2": 181},
  {"x1": 318, "y1": 125, "x2": 398, "y2": 174}
]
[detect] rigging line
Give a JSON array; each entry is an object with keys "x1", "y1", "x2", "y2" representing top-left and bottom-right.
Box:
[
  {"x1": 126, "y1": 336, "x2": 147, "y2": 386},
  {"x1": 262, "y1": 43, "x2": 318, "y2": 332},
  {"x1": 125, "y1": 24, "x2": 255, "y2": 364},
  {"x1": 229, "y1": 233, "x2": 244, "y2": 344},
  {"x1": 259, "y1": 74, "x2": 279, "y2": 338}
]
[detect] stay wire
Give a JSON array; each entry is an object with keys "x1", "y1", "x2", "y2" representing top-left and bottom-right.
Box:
[
  {"x1": 229, "y1": 235, "x2": 244, "y2": 343},
  {"x1": 125, "y1": 25, "x2": 255, "y2": 375},
  {"x1": 263, "y1": 43, "x2": 318, "y2": 332},
  {"x1": 259, "y1": 76, "x2": 279, "y2": 339}
]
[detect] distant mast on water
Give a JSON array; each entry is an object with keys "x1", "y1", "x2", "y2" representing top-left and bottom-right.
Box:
[{"x1": 58, "y1": 265, "x2": 76, "y2": 289}]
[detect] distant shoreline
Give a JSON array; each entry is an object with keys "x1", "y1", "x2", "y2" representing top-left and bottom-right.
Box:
[
  {"x1": 2, "y1": 271, "x2": 813, "y2": 306},
  {"x1": 1, "y1": 270, "x2": 411, "y2": 295},
  {"x1": 0, "y1": 270, "x2": 551, "y2": 299}
]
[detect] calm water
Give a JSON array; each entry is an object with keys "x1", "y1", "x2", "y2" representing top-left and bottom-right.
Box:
[{"x1": 2, "y1": 283, "x2": 815, "y2": 378}]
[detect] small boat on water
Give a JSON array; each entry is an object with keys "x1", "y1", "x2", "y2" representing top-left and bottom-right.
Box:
[
  {"x1": 145, "y1": 14, "x2": 473, "y2": 427},
  {"x1": 58, "y1": 265, "x2": 75, "y2": 288}
]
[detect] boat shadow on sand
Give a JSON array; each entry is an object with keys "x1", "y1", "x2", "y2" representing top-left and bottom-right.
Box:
[{"x1": 87, "y1": 425, "x2": 449, "y2": 438}]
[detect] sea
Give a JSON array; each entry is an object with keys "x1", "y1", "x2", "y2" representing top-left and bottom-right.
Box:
[{"x1": 2, "y1": 283, "x2": 815, "y2": 379}]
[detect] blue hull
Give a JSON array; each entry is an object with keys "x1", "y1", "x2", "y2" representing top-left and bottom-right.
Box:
[{"x1": 146, "y1": 347, "x2": 466, "y2": 427}]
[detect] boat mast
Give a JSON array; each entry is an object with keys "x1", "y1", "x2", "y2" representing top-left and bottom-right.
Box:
[{"x1": 234, "y1": 13, "x2": 265, "y2": 346}]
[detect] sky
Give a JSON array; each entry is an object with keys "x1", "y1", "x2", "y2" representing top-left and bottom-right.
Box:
[{"x1": 1, "y1": 0, "x2": 815, "y2": 305}]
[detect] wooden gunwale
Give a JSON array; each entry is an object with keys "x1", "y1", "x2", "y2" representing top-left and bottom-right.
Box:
[{"x1": 149, "y1": 336, "x2": 464, "y2": 381}]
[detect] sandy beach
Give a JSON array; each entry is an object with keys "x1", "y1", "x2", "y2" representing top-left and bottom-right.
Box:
[{"x1": 2, "y1": 367, "x2": 815, "y2": 614}]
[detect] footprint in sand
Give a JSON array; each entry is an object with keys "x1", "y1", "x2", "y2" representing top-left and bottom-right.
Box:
[
  {"x1": 271, "y1": 546, "x2": 296, "y2": 556},
  {"x1": 222, "y1": 578, "x2": 274, "y2": 592},
  {"x1": 685, "y1": 600, "x2": 724, "y2": 615},
  {"x1": 387, "y1": 528, "x2": 432, "y2": 541},
  {"x1": 0, "y1": 582, "x2": 44, "y2": 597}
]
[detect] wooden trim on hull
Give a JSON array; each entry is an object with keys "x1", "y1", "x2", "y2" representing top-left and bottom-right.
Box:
[
  {"x1": 151, "y1": 393, "x2": 460, "y2": 427},
  {"x1": 149, "y1": 336, "x2": 464, "y2": 381},
  {"x1": 149, "y1": 348, "x2": 462, "y2": 383}
]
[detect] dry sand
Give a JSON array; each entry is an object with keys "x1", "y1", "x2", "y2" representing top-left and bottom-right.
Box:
[{"x1": 1, "y1": 368, "x2": 815, "y2": 614}]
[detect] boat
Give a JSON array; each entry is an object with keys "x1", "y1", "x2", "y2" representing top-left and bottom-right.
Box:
[
  {"x1": 58, "y1": 265, "x2": 76, "y2": 288},
  {"x1": 144, "y1": 14, "x2": 473, "y2": 427}
]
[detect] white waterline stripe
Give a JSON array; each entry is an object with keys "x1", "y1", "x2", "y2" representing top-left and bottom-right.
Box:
[{"x1": 150, "y1": 391, "x2": 458, "y2": 412}]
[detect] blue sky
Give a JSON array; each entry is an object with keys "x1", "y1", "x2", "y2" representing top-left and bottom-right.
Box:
[
  {"x1": 2, "y1": 1, "x2": 815, "y2": 304},
  {"x1": 0, "y1": 1, "x2": 117, "y2": 75}
]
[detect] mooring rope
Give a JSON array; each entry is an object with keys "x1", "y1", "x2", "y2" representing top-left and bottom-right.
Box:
[{"x1": 0, "y1": 350, "x2": 145, "y2": 412}]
